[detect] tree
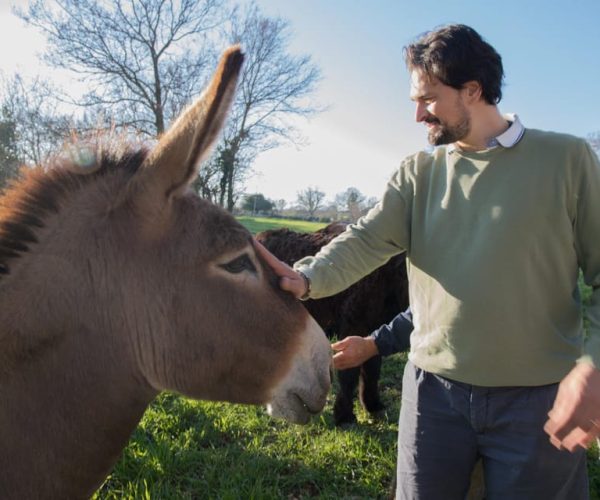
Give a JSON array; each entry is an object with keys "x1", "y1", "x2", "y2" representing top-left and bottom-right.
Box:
[
  {"x1": 0, "y1": 111, "x2": 21, "y2": 189},
  {"x1": 365, "y1": 196, "x2": 379, "y2": 210},
  {"x1": 0, "y1": 73, "x2": 72, "y2": 167},
  {"x1": 241, "y1": 193, "x2": 273, "y2": 214},
  {"x1": 296, "y1": 186, "x2": 325, "y2": 218},
  {"x1": 18, "y1": 1, "x2": 323, "y2": 211},
  {"x1": 209, "y1": 3, "x2": 322, "y2": 211},
  {"x1": 191, "y1": 154, "x2": 223, "y2": 203},
  {"x1": 334, "y1": 187, "x2": 366, "y2": 222},
  {"x1": 18, "y1": 0, "x2": 227, "y2": 136},
  {"x1": 274, "y1": 198, "x2": 287, "y2": 214},
  {"x1": 588, "y1": 132, "x2": 600, "y2": 157}
]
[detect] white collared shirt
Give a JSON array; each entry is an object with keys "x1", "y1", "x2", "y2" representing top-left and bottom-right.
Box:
[{"x1": 448, "y1": 113, "x2": 525, "y2": 153}]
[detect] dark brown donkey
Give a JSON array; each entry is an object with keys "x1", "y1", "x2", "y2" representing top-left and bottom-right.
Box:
[
  {"x1": 257, "y1": 223, "x2": 409, "y2": 426},
  {"x1": 0, "y1": 47, "x2": 331, "y2": 499}
]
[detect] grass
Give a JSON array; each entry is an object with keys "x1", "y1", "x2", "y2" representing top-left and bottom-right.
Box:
[
  {"x1": 93, "y1": 349, "x2": 600, "y2": 499},
  {"x1": 236, "y1": 216, "x2": 327, "y2": 235},
  {"x1": 94, "y1": 217, "x2": 600, "y2": 498},
  {"x1": 94, "y1": 355, "x2": 404, "y2": 499}
]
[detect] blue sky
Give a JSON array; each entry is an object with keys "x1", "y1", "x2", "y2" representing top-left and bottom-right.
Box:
[
  {"x1": 245, "y1": 0, "x2": 600, "y2": 203},
  {"x1": 1, "y1": 0, "x2": 599, "y2": 204}
]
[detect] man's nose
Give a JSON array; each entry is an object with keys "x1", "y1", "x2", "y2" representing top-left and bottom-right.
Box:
[{"x1": 414, "y1": 102, "x2": 429, "y2": 123}]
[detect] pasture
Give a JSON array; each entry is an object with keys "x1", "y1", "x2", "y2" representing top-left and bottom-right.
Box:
[
  {"x1": 94, "y1": 356, "x2": 404, "y2": 499},
  {"x1": 235, "y1": 216, "x2": 326, "y2": 234},
  {"x1": 93, "y1": 216, "x2": 600, "y2": 499}
]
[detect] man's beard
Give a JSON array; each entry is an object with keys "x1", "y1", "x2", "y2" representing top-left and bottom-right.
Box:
[{"x1": 426, "y1": 106, "x2": 471, "y2": 146}]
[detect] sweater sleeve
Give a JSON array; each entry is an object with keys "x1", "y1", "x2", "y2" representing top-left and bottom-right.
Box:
[
  {"x1": 370, "y1": 307, "x2": 413, "y2": 357},
  {"x1": 294, "y1": 162, "x2": 414, "y2": 298},
  {"x1": 575, "y1": 142, "x2": 600, "y2": 368}
]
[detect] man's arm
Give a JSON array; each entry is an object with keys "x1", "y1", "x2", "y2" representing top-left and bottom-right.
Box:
[
  {"x1": 294, "y1": 166, "x2": 412, "y2": 300},
  {"x1": 544, "y1": 362, "x2": 600, "y2": 451},
  {"x1": 332, "y1": 308, "x2": 413, "y2": 370},
  {"x1": 371, "y1": 307, "x2": 413, "y2": 357},
  {"x1": 545, "y1": 141, "x2": 600, "y2": 451}
]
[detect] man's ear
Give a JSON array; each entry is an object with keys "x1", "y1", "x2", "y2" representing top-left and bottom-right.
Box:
[{"x1": 462, "y1": 81, "x2": 482, "y2": 103}]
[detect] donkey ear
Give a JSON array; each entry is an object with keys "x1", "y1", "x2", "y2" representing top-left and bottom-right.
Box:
[{"x1": 131, "y1": 46, "x2": 243, "y2": 214}]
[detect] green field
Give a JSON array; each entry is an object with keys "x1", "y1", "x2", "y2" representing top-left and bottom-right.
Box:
[
  {"x1": 93, "y1": 217, "x2": 600, "y2": 499},
  {"x1": 236, "y1": 216, "x2": 327, "y2": 235},
  {"x1": 95, "y1": 356, "x2": 404, "y2": 499},
  {"x1": 92, "y1": 353, "x2": 600, "y2": 499}
]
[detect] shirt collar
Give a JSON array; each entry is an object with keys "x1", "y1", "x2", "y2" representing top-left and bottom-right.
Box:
[
  {"x1": 447, "y1": 113, "x2": 525, "y2": 153},
  {"x1": 493, "y1": 113, "x2": 524, "y2": 147}
]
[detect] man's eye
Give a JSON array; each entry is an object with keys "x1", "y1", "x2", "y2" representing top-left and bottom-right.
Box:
[{"x1": 220, "y1": 254, "x2": 257, "y2": 274}]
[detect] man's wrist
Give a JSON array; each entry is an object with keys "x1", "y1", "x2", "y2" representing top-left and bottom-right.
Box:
[
  {"x1": 297, "y1": 271, "x2": 311, "y2": 301},
  {"x1": 366, "y1": 336, "x2": 380, "y2": 357},
  {"x1": 369, "y1": 333, "x2": 389, "y2": 357}
]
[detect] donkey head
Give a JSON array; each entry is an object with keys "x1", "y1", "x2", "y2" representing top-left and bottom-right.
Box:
[{"x1": 115, "y1": 46, "x2": 331, "y2": 423}]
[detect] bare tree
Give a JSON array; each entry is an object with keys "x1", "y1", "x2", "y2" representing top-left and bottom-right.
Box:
[
  {"x1": 17, "y1": 1, "x2": 322, "y2": 210},
  {"x1": 0, "y1": 110, "x2": 21, "y2": 189},
  {"x1": 208, "y1": 3, "x2": 322, "y2": 211},
  {"x1": 17, "y1": 0, "x2": 227, "y2": 136},
  {"x1": 0, "y1": 73, "x2": 72, "y2": 166},
  {"x1": 365, "y1": 196, "x2": 379, "y2": 210},
  {"x1": 274, "y1": 198, "x2": 287, "y2": 214},
  {"x1": 588, "y1": 131, "x2": 600, "y2": 156},
  {"x1": 334, "y1": 187, "x2": 366, "y2": 222},
  {"x1": 296, "y1": 186, "x2": 325, "y2": 218},
  {"x1": 191, "y1": 155, "x2": 223, "y2": 203}
]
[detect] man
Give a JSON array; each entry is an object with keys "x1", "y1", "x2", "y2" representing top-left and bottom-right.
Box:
[{"x1": 256, "y1": 24, "x2": 600, "y2": 499}]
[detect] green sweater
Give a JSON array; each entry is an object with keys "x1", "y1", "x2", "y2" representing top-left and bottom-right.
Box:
[{"x1": 296, "y1": 129, "x2": 600, "y2": 386}]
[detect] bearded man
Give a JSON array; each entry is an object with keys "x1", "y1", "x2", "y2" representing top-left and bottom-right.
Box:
[{"x1": 257, "y1": 24, "x2": 600, "y2": 499}]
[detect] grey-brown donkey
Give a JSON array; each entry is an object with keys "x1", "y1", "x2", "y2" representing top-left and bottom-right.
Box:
[{"x1": 0, "y1": 46, "x2": 331, "y2": 499}]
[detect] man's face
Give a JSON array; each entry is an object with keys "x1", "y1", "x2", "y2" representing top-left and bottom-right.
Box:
[{"x1": 410, "y1": 70, "x2": 471, "y2": 146}]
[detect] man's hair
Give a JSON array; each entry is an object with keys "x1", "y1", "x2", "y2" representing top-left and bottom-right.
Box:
[{"x1": 404, "y1": 24, "x2": 504, "y2": 105}]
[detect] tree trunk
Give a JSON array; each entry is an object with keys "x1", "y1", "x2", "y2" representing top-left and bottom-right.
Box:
[
  {"x1": 226, "y1": 165, "x2": 235, "y2": 211},
  {"x1": 152, "y1": 51, "x2": 165, "y2": 135},
  {"x1": 216, "y1": 137, "x2": 241, "y2": 212},
  {"x1": 219, "y1": 165, "x2": 228, "y2": 207}
]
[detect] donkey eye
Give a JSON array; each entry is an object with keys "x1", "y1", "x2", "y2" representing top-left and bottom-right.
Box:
[{"x1": 220, "y1": 254, "x2": 257, "y2": 274}]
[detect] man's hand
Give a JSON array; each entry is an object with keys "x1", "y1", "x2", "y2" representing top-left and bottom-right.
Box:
[
  {"x1": 253, "y1": 239, "x2": 308, "y2": 299},
  {"x1": 332, "y1": 336, "x2": 379, "y2": 370},
  {"x1": 544, "y1": 362, "x2": 600, "y2": 452}
]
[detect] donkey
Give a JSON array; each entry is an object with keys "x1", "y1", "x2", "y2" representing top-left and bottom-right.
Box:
[
  {"x1": 257, "y1": 223, "x2": 409, "y2": 425},
  {"x1": 0, "y1": 46, "x2": 331, "y2": 499}
]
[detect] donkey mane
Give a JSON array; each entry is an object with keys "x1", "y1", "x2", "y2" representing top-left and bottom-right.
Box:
[{"x1": 0, "y1": 144, "x2": 148, "y2": 277}]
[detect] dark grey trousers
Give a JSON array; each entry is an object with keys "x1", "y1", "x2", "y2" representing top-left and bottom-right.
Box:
[{"x1": 396, "y1": 361, "x2": 589, "y2": 500}]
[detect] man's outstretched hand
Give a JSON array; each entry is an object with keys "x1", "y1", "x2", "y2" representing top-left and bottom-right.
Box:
[
  {"x1": 332, "y1": 336, "x2": 379, "y2": 370},
  {"x1": 544, "y1": 362, "x2": 600, "y2": 452},
  {"x1": 253, "y1": 239, "x2": 308, "y2": 299}
]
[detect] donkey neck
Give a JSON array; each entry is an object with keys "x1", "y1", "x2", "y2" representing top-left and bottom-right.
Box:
[{"x1": 0, "y1": 319, "x2": 157, "y2": 499}]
